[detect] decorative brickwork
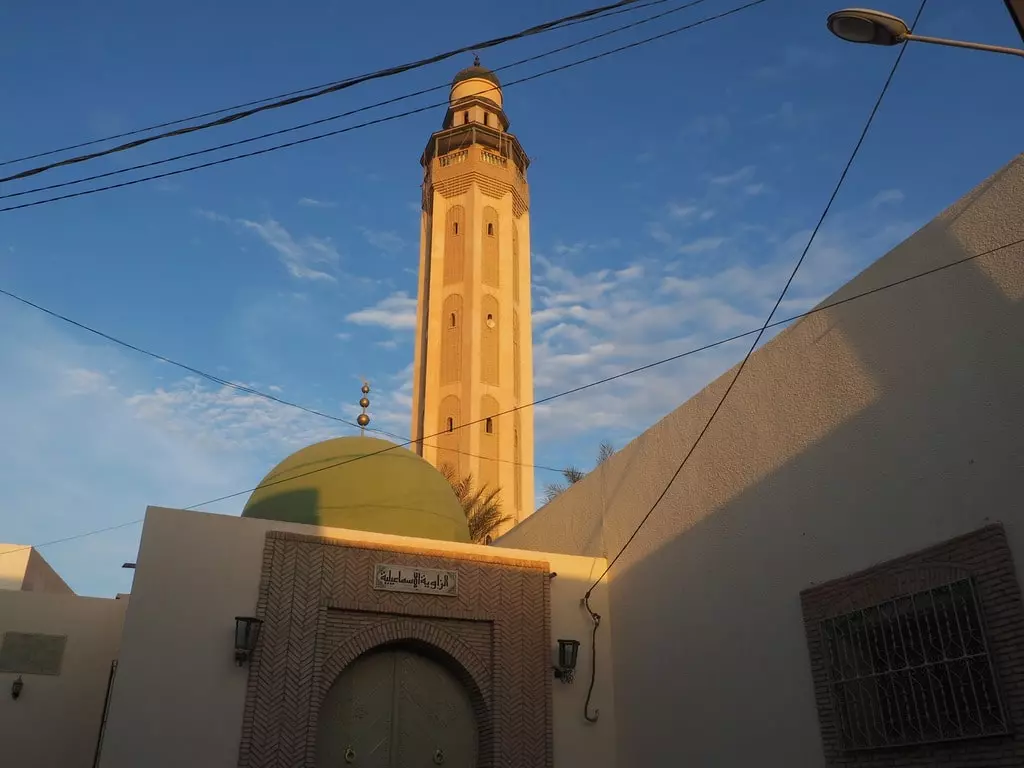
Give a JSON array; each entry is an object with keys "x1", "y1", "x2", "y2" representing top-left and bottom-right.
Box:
[
  {"x1": 238, "y1": 531, "x2": 553, "y2": 768},
  {"x1": 801, "y1": 524, "x2": 1024, "y2": 766}
]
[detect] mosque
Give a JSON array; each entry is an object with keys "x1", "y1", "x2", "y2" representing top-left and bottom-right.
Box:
[{"x1": 1, "y1": 56, "x2": 1023, "y2": 768}]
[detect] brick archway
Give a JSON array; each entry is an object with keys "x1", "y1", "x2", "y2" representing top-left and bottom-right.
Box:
[{"x1": 310, "y1": 618, "x2": 494, "y2": 766}]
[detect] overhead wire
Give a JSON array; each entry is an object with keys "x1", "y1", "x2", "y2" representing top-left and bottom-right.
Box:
[
  {"x1": 0, "y1": 283, "x2": 563, "y2": 474},
  {"x1": 583, "y1": 0, "x2": 931, "y2": 599},
  {"x1": 0, "y1": 0, "x2": 769, "y2": 213},
  {"x1": 0, "y1": 0, "x2": 677, "y2": 170},
  {"x1": 0, "y1": 0, "x2": 716, "y2": 203},
  {"x1": 0, "y1": 0, "x2": 696, "y2": 185},
  {"x1": 3, "y1": 229, "x2": 1018, "y2": 561}
]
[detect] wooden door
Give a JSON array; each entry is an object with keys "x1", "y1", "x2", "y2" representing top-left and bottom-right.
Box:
[{"x1": 317, "y1": 647, "x2": 477, "y2": 768}]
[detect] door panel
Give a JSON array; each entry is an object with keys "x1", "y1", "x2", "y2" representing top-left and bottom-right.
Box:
[
  {"x1": 317, "y1": 646, "x2": 477, "y2": 768},
  {"x1": 394, "y1": 649, "x2": 477, "y2": 767},
  {"x1": 317, "y1": 650, "x2": 396, "y2": 768}
]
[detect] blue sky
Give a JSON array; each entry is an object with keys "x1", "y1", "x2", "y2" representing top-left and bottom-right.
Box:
[{"x1": 0, "y1": 0, "x2": 1020, "y2": 596}]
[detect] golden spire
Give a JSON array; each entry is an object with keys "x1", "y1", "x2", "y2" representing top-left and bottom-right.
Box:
[{"x1": 357, "y1": 382, "x2": 371, "y2": 435}]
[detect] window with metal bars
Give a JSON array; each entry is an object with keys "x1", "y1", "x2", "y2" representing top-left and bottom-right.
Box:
[{"x1": 821, "y1": 577, "x2": 1007, "y2": 751}]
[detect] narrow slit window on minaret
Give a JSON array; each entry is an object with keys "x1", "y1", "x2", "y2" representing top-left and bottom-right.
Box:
[
  {"x1": 487, "y1": 223, "x2": 494, "y2": 236},
  {"x1": 483, "y1": 113, "x2": 490, "y2": 126},
  {"x1": 453, "y1": 221, "x2": 459, "y2": 235},
  {"x1": 446, "y1": 417, "x2": 454, "y2": 432},
  {"x1": 485, "y1": 418, "x2": 493, "y2": 434},
  {"x1": 450, "y1": 312, "x2": 457, "y2": 327},
  {"x1": 463, "y1": 110, "x2": 469, "y2": 124}
]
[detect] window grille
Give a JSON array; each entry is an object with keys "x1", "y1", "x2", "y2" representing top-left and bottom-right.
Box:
[{"x1": 821, "y1": 578, "x2": 1007, "y2": 751}]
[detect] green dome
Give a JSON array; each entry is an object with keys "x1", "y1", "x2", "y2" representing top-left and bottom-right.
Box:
[{"x1": 242, "y1": 436, "x2": 470, "y2": 543}]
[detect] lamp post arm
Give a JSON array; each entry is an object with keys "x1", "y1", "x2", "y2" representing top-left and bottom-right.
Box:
[{"x1": 904, "y1": 33, "x2": 1024, "y2": 57}]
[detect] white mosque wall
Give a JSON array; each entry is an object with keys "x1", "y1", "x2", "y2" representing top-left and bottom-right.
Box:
[
  {"x1": 98, "y1": 506, "x2": 616, "y2": 768},
  {"x1": 496, "y1": 155, "x2": 1024, "y2": 766},
  {"x1": 0, "y1": 589, "x2": 126, "y2": 768}
]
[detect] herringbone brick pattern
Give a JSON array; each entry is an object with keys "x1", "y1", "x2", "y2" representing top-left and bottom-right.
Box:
[{"x1": 237, "y1": 531, "x2": 552, "y2": 768}]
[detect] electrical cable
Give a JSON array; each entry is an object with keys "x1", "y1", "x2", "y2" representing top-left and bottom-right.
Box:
[
  {"x1": 0, "y1": 0, "x2": 768, "y2": 214},
  {"x1": 582, "y1": 0, "x2": 930, "y2": 600},
  {"x1": 3, "y1": 228, "x2": 1017, "y2": 561},
  {"x1": 0, "y1": 0, "x2": 677, "y2": 170},
  {"x1": 0, "y1": 0, "x2": 717, "y2": 202},
  {"x1": 0, "y1": 0, "x2": 694, "y2": 185},
  {"x1": 0, "y1": 283, "x2": 563, "y2": 474}
]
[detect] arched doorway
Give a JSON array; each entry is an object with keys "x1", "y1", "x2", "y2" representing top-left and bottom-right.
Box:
[{"x1": 316, "y1": 644, "x2": 478, "y2": 768}]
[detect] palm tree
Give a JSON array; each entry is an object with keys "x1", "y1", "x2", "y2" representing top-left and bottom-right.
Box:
[
  {"x1": 543, "y1": 441, "x2": 615, "y2": 504},
  {"x1": 440, "y1": 464, "x2": 512, "y2": 544}
]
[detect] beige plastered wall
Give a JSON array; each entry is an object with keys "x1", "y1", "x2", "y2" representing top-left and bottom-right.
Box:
[
  {"x1": 98, "y1": 506, "x2": 615, "y2": 768},
  {"x1": 0, "y1": 590, "x2": 126, "y2": 768},
  {"x1": 496, "y1": 154, "x2": 1024, "y2": 766}
]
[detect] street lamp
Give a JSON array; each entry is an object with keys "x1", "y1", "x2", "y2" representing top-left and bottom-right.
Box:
[{"x1": 827, "y1": 8, "x2": 1024, "y2": 57}]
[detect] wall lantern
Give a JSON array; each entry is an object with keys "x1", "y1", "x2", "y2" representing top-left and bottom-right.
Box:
[
  {"x1": 11, "y1": 676, "x2": 24, "y2": 700},
  {"x1": 553, "y1": 639, "x2": 580, "y2": 684},
  {"x1": 234, "y1": 616, "x2": 264, "y2": 666}
]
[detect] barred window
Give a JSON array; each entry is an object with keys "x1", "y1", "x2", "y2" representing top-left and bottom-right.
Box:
[{"x1": 822, "y1": 578, "x2": 1007, "y2": 751}]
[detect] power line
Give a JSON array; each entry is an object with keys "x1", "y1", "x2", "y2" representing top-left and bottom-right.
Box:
[
  {"x1": 0, "y1": 283, "x2": 563, "y2": 474},
  {"x1": 1, "y1": 0, "x2": 715, "y2": 202},
  {"x1": 584, "y1": 0, "x2": 930, "y2": 597},
  {"x1": 0, "y1": 0, "x2": 768, "y2": 213},
  {"x1": 5, "y1": 230, "x2": 1018, "y2": 561},
  {"x1": 0, "y1": 0, "x2": 676, "y2": 170},
  {"x1": 0, "y1": 0, "x2": 685, "y2": 185}
]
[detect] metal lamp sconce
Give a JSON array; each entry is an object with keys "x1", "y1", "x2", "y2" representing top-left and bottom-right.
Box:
[
  {"x1": 553, "y1": 639, "x2": 580, "y2": 684},
  {"x1": 11, "y1": 676, "x2": 24, "y2": 700},
  {"x1": 234, "y1": 616, "x2": 263, "y2": 666}
]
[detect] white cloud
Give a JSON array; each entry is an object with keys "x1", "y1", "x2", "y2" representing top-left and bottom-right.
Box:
[
  {"x1": 298, "y1": 197, "x2": 337, "y2": 208},
  {"x1": 238, "y1": 218, "x2": 339, "y2": 282},
  {"x1": 870, "y1": 189, "x2": 905, "y2": 208},
  {"x1": 744, "y1": 183, "x2": 767, "y2": 196},
  {"x1": 709, "y1": 165, "x2": 756, "y2": 186},
  {"x1": 361, "y1": 228, "x2": 406, "y2": 253},
  {"x1": 0, "y1": 307, "x2": 351, "y2": 596},
  {"x1": 677, "y1": 236, "x2": 727, "y2": 255},
  {"x1": 528, "y1": 203, "x2": 913, "y2": 445},
  {"x1": 346, "y1": 292, "x2": 417, "y2": 330},
  {"x1": 200, "y1": 211, "x2": 340, "y2": 282}
]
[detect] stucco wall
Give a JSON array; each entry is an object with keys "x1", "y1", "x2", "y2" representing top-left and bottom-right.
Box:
[
  {"x1": 0, "y1": 590, "x2": 126, "y2": 768},
  {"x1": 0, "y1": 544, "x2": 74, "y2": 593},
  {"x1": 99, "y1": 506, "x2": 615, "y2": 768},
  {"x1": 0, "y1": 543, "x2": 31, "y2": 591},
  {"x1": 496, "y1": 154, "x2": 1024, "y2": 766}
]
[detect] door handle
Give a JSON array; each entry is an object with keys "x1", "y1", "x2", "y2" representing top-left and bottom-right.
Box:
[
  {"x1": 433, "y1": 748, "x2": 445, "y2": 764},
  {"x1": 345, "y1": 746, "x2": 356, "y2": 763}
]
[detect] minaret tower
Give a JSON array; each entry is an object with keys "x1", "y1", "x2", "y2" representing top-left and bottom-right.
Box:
[{"x1": 410, "y1": 57, "x2": 535, "y2": 531}]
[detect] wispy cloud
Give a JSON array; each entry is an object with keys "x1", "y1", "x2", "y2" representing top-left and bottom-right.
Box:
[
  {"x1": 240, "y1": 219, "x2": 339, "y2": 281},
  {"x1": 709, "y1": 165, "x2": 756, "y2": 186},
  {"x1": 678, "y1": 236, "x2": 727, "y2": 255},
  {"x1": 744, "y1": 182, "x2": 767, "y2": 196},
  {"x1": 361, "y1": 228, "x2": 406, "y2": 253},
  {"x1": 870, "y1": 189, "x2": 905, "y2": 208},
  {"x1": 298, "y1": 197, "x2": 337, "y2": 209},
  {"x1": 346, "y1": 292, "x2": 417, "y2": 330},
  {"x1": 200, "y1": 211, "x2": 340, "y2": 282},
  {"x1": 755, "y1": 46, "x2": 834, "y2": 80}
]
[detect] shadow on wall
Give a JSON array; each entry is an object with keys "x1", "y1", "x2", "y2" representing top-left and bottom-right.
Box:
[{"x1": 542, "y1": 161, "x2": 1024, "y2": 766}]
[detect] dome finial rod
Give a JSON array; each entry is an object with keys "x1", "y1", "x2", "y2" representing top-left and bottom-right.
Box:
[
  {"x1": 473, "y1": 52, "x2": 480, "y2": 67},
  {"x1": 357, "y1": 381, "x2": 371, "y2": 435}
]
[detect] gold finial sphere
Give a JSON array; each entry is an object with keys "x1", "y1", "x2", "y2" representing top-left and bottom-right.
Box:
[
  {"x1": 361, "y1": 383, "x2": 371, "y2": 394},
  {"x1": 357, "y1": 413, "x2": 370, "y2": 427},
  {"x1": 359, "y1": 397, "x2": 370, "y2": 408}
]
